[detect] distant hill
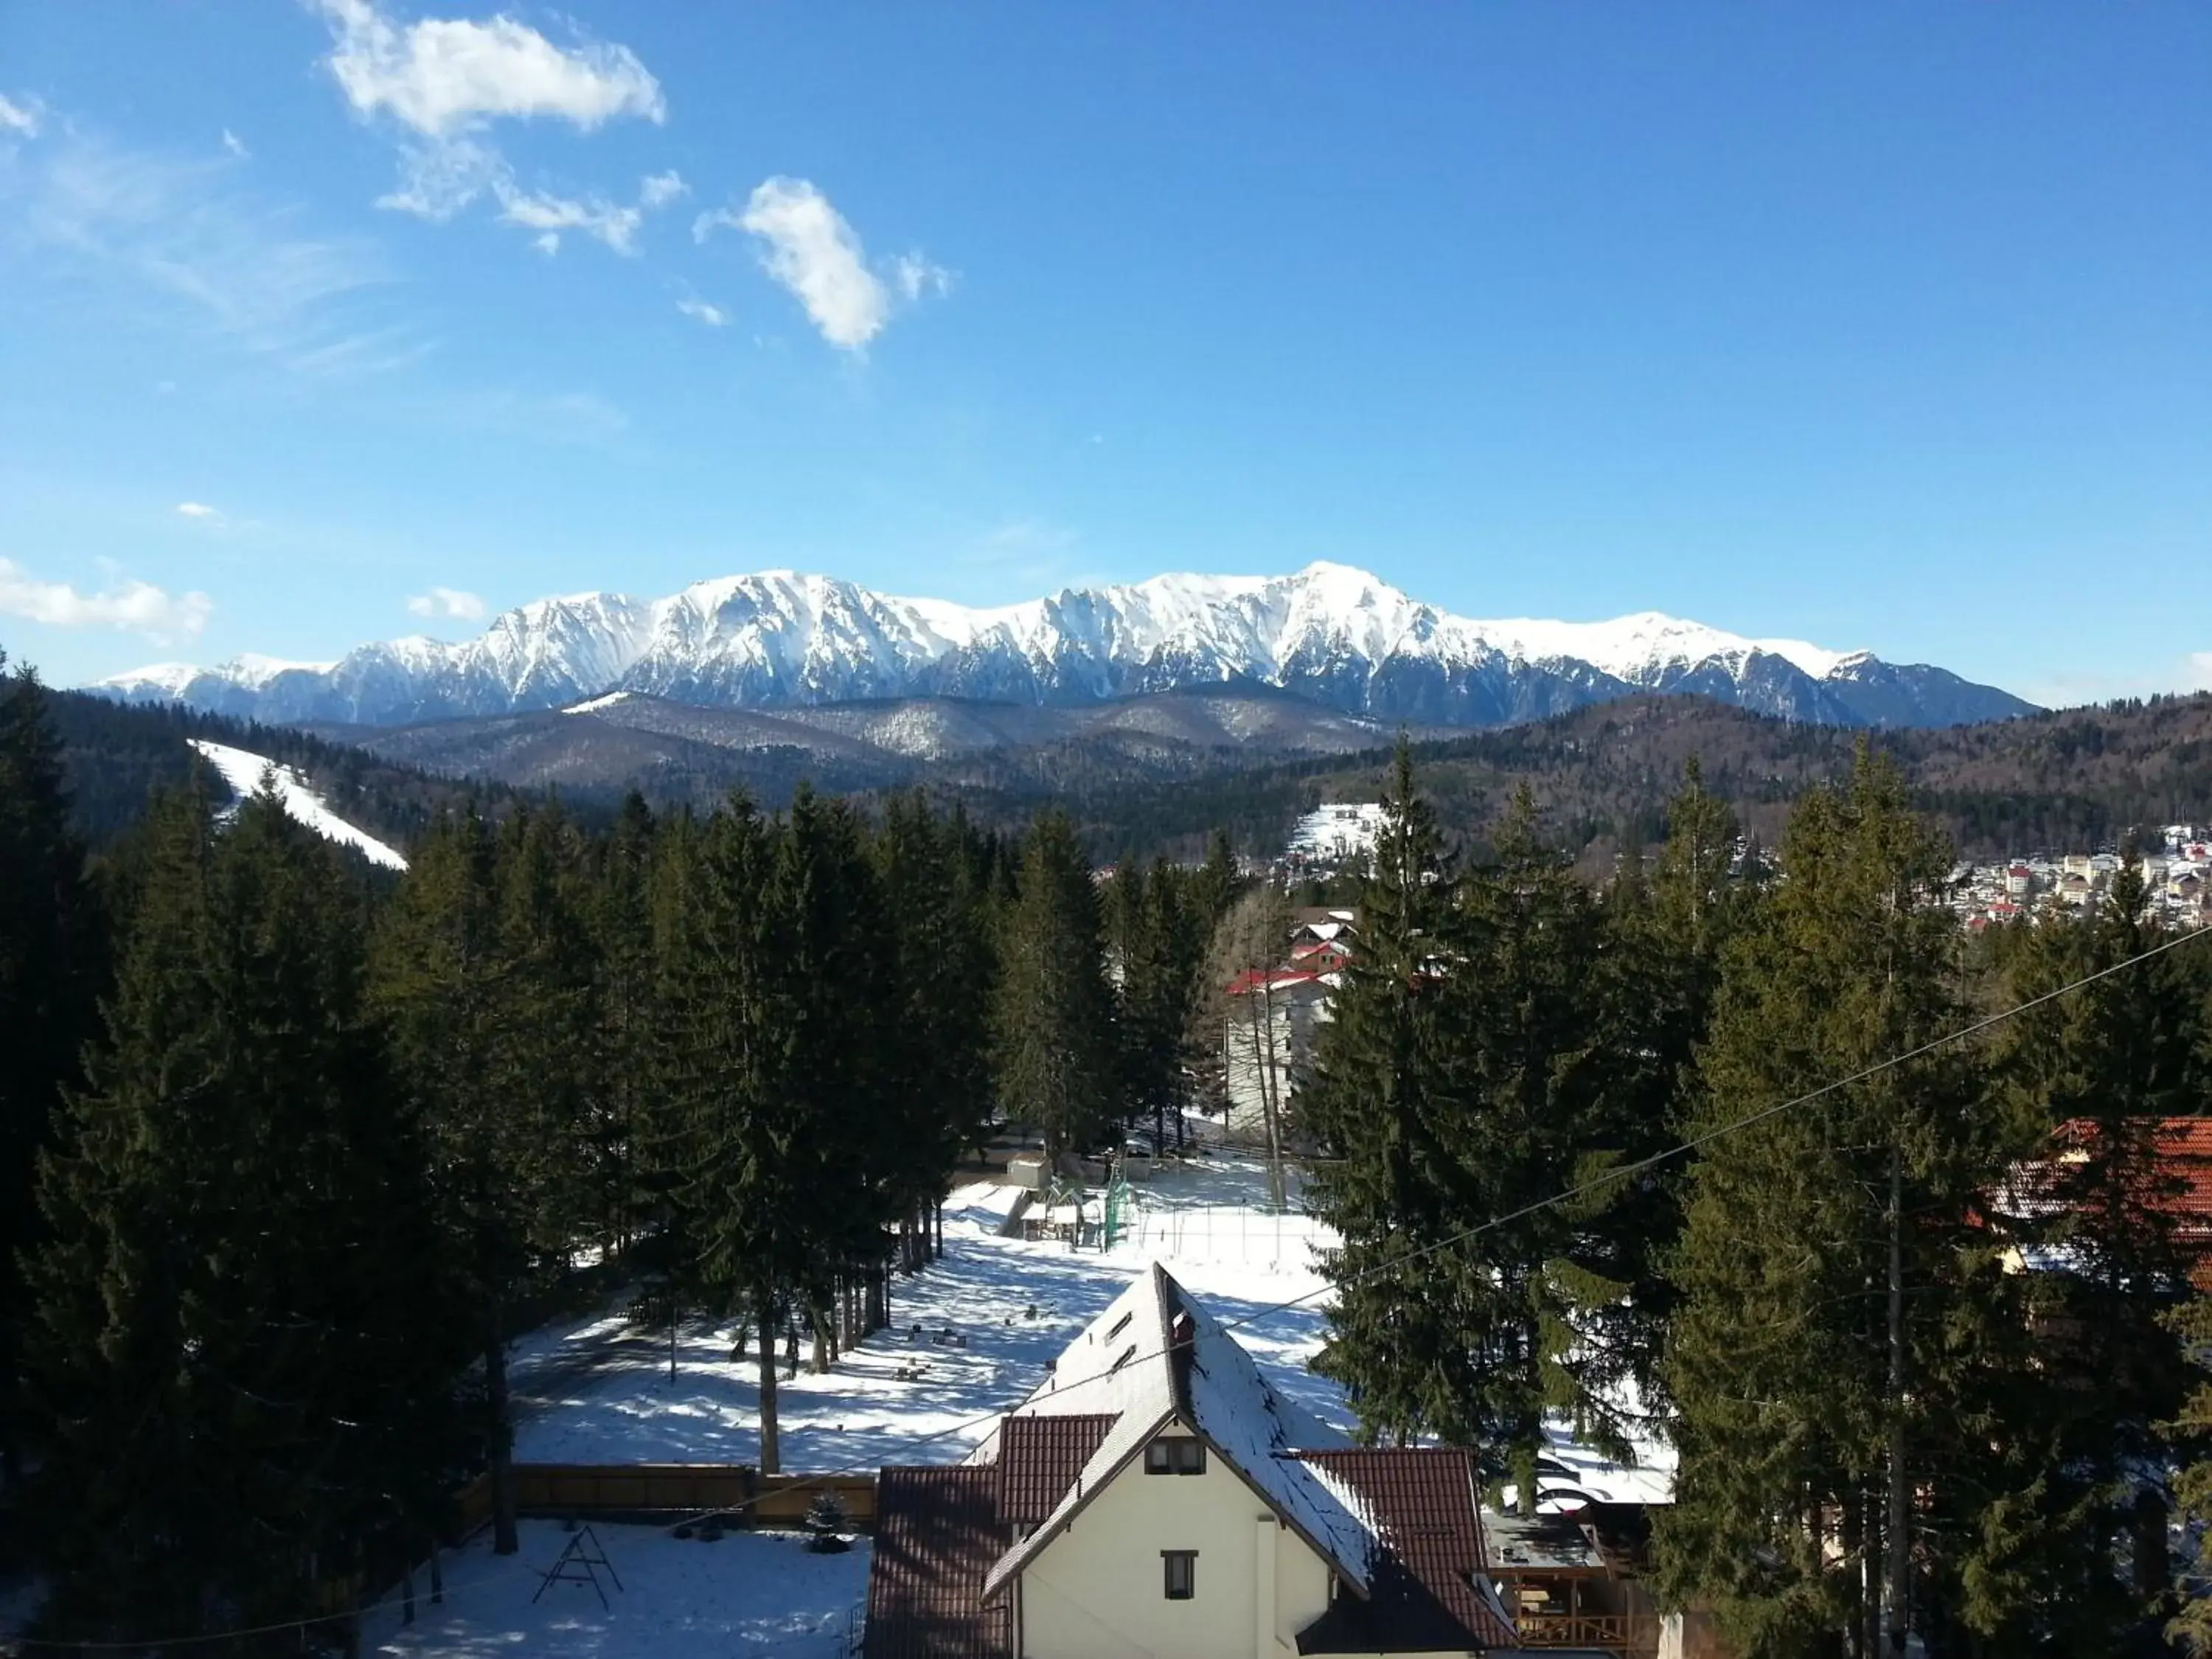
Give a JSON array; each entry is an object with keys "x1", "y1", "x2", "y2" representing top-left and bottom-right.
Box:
[
  {"x1": 44, "y1": 688, "x2": 501, "y2": 855},
  {"x1": 1015, "y1": 692, "x2": 2212, "y2": 864}
]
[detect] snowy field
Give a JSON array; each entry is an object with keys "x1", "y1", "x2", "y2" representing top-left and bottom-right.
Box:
[
  {"x1": 509, "y1": 1154, "x2": 1350, "y2": 1470},
  {"x1": 364, "y1": 1524, "x2": 867, "y2": 1659},
  {"x1": 189, "y1": 739, "x2": 410, "y2": 871}
]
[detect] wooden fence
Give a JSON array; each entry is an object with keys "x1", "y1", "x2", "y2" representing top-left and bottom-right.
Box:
[{"x1": 454, "y1": 1464, "x2": 877, "y2": 1533}]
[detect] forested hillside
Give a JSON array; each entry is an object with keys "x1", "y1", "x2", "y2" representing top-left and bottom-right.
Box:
[
  {"x1": 38, "y1": 680, "x2": 510, "y2": 852},
  {"x1": 1039, "y1": 692, "x2": 2212, "y2": 863}
]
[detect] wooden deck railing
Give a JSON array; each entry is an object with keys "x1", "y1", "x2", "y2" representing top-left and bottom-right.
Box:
[{"x1": 1512, "y1": 1610, "x2": 1664, "y2": 1657}]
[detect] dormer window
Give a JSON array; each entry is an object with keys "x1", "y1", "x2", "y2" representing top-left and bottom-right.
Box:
[{"x1": 1144, "y1": 1437, "x2": 1206, "y2": 1475}]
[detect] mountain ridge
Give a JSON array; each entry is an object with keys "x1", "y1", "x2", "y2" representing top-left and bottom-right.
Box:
[{"x1": 94, "y1": 562, "x2": 2034, "y2": 731}]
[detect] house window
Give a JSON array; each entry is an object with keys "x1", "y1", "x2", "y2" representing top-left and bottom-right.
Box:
[
  {"x1": 1163, "y1": 1550, "x2": 1197, "y2": 1600},
  {"x1": 1144, "y1": 1437, "x2": 1206, "y2": 1475}
]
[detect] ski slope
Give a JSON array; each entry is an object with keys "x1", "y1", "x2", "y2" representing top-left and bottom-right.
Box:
[{"x1": 187, "y1": 740, "x2": 409, "y2": 872}]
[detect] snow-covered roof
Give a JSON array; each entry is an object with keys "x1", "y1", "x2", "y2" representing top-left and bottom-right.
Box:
[{"x1": 978, "y1": 1263, "x2": 1371, "y2": 1602}]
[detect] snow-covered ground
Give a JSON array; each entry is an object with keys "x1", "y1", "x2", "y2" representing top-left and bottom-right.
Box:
[
  {"x1": 1287, "y1": 801, "x2": 1387, "y2": 864},
  {"x1": 507, "y1": 1153, "x2": 1671, "y2": 1506},
  {"x1": 511, "y1": 1157, "x2": 1350, "y2": 1469},
  {"x1": 188, "y1": 739, "x2": 409, "y2": 871},
  {"x1": 364, "y1": 1524, "x2": 867, "y2": 1659}
]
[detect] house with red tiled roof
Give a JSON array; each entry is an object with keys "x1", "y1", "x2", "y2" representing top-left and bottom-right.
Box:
[{"x1": 863, "y1": 1265, "x2": 1537, "y2": 1658}]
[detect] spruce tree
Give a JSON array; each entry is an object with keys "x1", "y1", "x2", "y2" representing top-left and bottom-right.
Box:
[
  {"x1": 1304, "y1": 737, "x2": 1461, "y2": 1444},
  {"x1": 992, "y1": 810, "x2": 1116, "y2": 1162},
  {"x1": 27, "y1": 786, "x2": 465, "y2": 1642},
  {"x1": 1965, "y1": 845, "x2": 2201, "y2": 1650},
  {"x1": 875, "y1": 793, "x2": 997, "y2": 1267},
  {"x1": 1589, "y1": 758, "x2": 1759, "y2": 1408},
  {"x1": 658, "y1": 791, "x2": 803, "y2": 1470},
  {"x1": 1653, "y1": 745, "x2": 2030, "y2": 1658},
  {"x1": 369, "y1": 805, "x2": 533, "y2": 1554},
  {"x1": 0, "y1": 655, "x2": 101, "y2": 1490}
]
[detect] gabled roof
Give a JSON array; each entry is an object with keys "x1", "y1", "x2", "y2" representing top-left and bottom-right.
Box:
[
  {"x1": 996, "y1": 1413, "x2": 1116, "y2": 1523},
  {"x1": 864, "y1": 1466, "x2": 1012, "y2": 1659},
  {"x1": 1292, "y1": 1449, "x2": 1520, "y2": 1654},
  {"x1": 978, "y1": 1263, "x2": 1373, "y2": 1603}
]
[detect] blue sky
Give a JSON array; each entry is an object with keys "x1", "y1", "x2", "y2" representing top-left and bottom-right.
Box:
[{"x1": 0, "y1": 2, "x2": 2205, "y2": 706}]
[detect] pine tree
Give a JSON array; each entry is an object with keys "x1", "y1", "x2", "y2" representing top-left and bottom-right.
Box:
[
  {"x1": 1304, "y1": 737, "x2": 1461, "y2": 1445},
  {"x1": 587, "y1": 790, "x2": 659, "y2": 1257},
  {"x1": 660, "y1": 792, "x2": 804, "y2": 1471},
  {"x1": 1118, "y1": 860, "x2": 1202, "y2": 1153},
  {"x1": 992, "y1": 810, "x2": 1116, "y2": 1163},
  {"x1": 369, "y1": 805, "x2": 533, "y2": 1554},
  {"x1": 1587, "y1": 758, "x2": 1759, "y2": 1408},
  {"x1": 1964, "y1": 844, "x2": 2202, "y2": 1650},
  {"x1": 0, "y1": 655, "x2": 102, "y2": 1490},
  {"x1": 875, "y1": 793, "x2": 997, "y2": 1269},
  {"x1": 1653, "y1": 745, "x2": 2030, "y2": 1659},
  {"x1": 27, "y1": 785, "x2": 465, "y2": 1641}
]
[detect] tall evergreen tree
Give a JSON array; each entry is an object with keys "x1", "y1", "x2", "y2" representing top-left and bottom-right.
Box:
[
  {"x1": 1304, "y1": 738, "x2": 1461, "y2": 1444},
  {"x1": 1653, "y1": 746, "x2": 2031, "y2": 1659},
  {"x1": 369, "y1": 805, "x2": 535, "y2": 1555},
  {"x1": 992, "y1": 810, "x2": 1116, "y2": 1162},
  {"x1": 27, "y1": 786, "x2": 464, "y2": 1642},
  {"x1": 1589, "y1": 758, "x2": 1759, "y2": 1408},
  {"x1": 0, "y1": 655, "x2": 102, "y2": 1490},
  {"x1": 1118, "y1": 859, "x2": 1203, "y2": 1152},
  {"x1": 1963, "y1": 846, "x2": 2202, "y2": 1650},
  {"x1": 875, "y1": 793, "x2": 997, "y2": 1266}
]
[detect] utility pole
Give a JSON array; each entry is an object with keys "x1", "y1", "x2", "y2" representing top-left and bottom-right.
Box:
[{"x1": 1885, "y1": 1139, "x2": 1910, "y2": 1658}]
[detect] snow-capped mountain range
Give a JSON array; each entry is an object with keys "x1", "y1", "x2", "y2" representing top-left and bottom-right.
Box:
[{"x1": 95, "y1": 563, "x2": 2033, "y2": 731}]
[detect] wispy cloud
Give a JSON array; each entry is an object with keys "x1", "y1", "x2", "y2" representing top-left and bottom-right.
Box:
[
  {"x1": 0, "y1": 119, "x2": 411, "y2": 374},
  {"x1": 0, "y1": 557, "x2": 212, "y2": 641},
  {"x1": 313, "y1": 0, "x2": 673, "y2": 256},
  {"x1": 220, "y1": 128, "x2": 250, "y2": 160},
  {"x1": 676, "y1": 296, "x2": 728, "y2": 327},
  {"x1": 0, "y1": 94, "x2": 41, "y2": 139},
  {"x1": 893, "y1": 251, "x2": 953, "y2": 303},
  {"x1": 697, "y1": 177, "x2": 947, "y2": 352},
  {"x1": 407, "y1": 585, "x2": 485, "y2": 620},
  {"x1": 438, "y1": 387, "x2": 629, "y2": 446},
  {"x1": 175, "y1": 501, "x2": 222, "y2": 520}
]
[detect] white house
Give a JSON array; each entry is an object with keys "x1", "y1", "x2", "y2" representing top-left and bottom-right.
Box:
[{"x1": 863, "y1": 1265, "x2": 1531, "y2": 1658}]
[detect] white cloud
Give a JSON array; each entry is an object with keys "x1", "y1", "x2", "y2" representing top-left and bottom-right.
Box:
[
  {"x1": 0, "y1": 557, "x2": 212, "y2": 640},
  {"x1": 221, "y1": 128, "x2": 250, "y2": 159},
  {"x1": 315, "y1": 1, "x2": 674, "y2": 255},
  {"x1": 0, "y1": 93, "x2": 41, "y2": 139},
  {"x1": 893, "y1": 251, "x2": 953, "y2": 302},
  {"x1": 698, "y1": 177, "x2": 945, "y2": 352},
  {"x1": 374, "y1": 135, "x2": 678, "y2": 255},
  {"x1": 495, "y1": 183, "x2": 643, "y2": 254},
  {"x1": 175, "y1": 501, "x2": 221, "y2": 519},
  {"x1": 676, "y1": 296, "x2": 728, "y2": 327},
  {"x1": 639, "y1": 170, "x2": 686, "y2": 209},
  {"x1": 407, "y1": 585, "x2": 486, "y2": 620},
  {"x1": 315, "y1": 0, "x2": 663, "y2": 139},
  {"x1": 1, "y1": 128, "x2": 409, "y2": 373}
]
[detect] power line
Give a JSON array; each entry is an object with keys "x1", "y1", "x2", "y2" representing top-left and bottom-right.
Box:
[{"x1": 11, "y1": 919, "x2": 2201, "y2": 1652}]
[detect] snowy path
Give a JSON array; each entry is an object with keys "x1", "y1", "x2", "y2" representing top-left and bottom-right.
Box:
[
  {"x1": 509, "y1": 1157, "x2": 1349, "y2": 1470},
  {"x1": 365, "y1": 1523, "x2": 867, "y2": 1659}
]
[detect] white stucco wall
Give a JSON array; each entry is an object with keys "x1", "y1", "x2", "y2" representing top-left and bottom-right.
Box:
[{"x1": 1018, "y1": 1428, "x2": 1335, "y2": 1659}]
